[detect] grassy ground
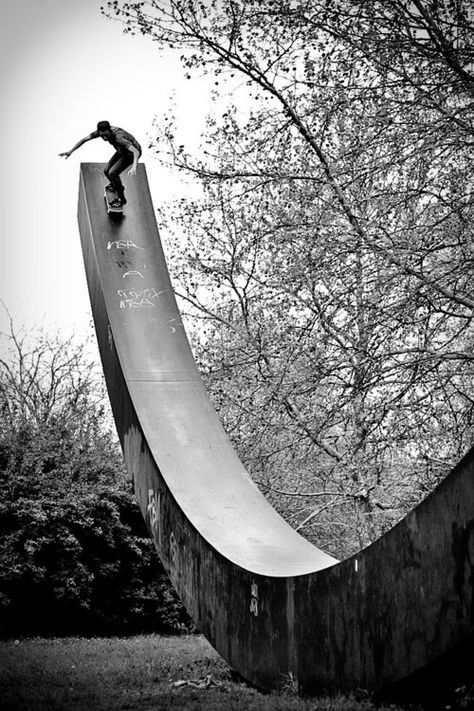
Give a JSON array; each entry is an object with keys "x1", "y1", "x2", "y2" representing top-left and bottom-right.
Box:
[{"x1": 0, "y1": 633, "x2": 461, "y2": 711}]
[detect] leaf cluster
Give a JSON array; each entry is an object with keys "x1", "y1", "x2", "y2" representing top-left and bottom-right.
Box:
[{"x1": 0, "y1": 320, "x2": 191, "y2": 637}]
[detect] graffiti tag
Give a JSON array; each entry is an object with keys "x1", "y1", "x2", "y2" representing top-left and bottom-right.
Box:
[
  {"x1": 123, "y1": 270, "x2": 144, "y2": 279},
  {"x1": 107, "y1": 239, "x2": 144, "y2": 251},
  {"x1": 250, "y1": 581, "x2": 259, "y2": 617},
  {"x1": 169, "y1": 531, "x2": 179, "y2": 569},
  {"x1": 147, "y1": 489, "x2": 162, "y2": 546},
  {"x1": 118, "y1": 287, "x2": 167, "y2": 309}
]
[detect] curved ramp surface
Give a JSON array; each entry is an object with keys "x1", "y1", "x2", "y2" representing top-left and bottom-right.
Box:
[{"x1": 78, "y1": 163, "x2": 474, "y2": 701}]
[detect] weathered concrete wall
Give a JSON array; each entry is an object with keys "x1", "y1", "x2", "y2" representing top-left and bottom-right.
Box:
[{"x1": 78, "y1": 162, "x2": 474, "y2": 702}]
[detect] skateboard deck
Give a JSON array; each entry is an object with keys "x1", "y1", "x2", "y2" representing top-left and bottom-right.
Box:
[{"x1": 104, "y1": 185, "x2": 123, "y2": 215}]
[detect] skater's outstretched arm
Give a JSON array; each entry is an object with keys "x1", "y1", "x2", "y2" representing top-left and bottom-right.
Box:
[{"x1": 59, "y1": 134, "x2": 95, "y2": 159}]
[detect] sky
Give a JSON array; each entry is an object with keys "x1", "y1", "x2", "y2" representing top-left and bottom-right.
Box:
[{"x1": 0, "y1": 0, "x2": 210, "y2": 340}]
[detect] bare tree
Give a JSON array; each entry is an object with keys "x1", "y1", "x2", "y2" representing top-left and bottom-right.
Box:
[{"x1": 105, "y1": 0, "x2": 474, "y2": 556}]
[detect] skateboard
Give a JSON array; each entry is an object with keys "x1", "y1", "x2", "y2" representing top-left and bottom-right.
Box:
[{"x1": 104, "y1": 184, "x2": 123, "y2": 215}]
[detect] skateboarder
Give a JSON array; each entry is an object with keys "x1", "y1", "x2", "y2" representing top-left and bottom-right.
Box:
[{"x1": 59, "y1": 121, "x2": 142, "y2": 206}]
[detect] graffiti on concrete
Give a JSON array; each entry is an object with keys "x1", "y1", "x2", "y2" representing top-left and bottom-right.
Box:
[
  {"x1": 107, "y1": 239, "x2": 144, "y2": 251},
  {"x1": 118, "y1": 287, "x2": 167, "y2": 309},
  {"x1": 147, "y1": 489, "x2": 162, "y2": 547},
  {"x1": 250, "y1": 581, "x2": 259, "y2": 617},
  {"x1": 170, "y1": 531, "x2": 179, "y2": 570},
  {"x1": 123, "y1": 270, "x2": 144, "y2": 279}
]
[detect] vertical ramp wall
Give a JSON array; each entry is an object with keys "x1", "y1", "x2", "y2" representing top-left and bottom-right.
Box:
[{"x1": 78, "y1": 162, "x2": 474, "y2": 702}]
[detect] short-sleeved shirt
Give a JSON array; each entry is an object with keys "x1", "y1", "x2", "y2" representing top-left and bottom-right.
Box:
[{"x1": 90, "y1": 126, "x2": 142, "y2": 156}]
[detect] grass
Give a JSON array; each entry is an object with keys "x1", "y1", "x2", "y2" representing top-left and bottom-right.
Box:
[{"x1": 0, "y1": 633, "x2": 446, "y2": 710}]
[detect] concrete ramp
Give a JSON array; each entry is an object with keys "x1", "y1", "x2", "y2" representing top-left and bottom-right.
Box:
[{"x1": 78, "y1": 163, "x2": 474, "y2": 702}]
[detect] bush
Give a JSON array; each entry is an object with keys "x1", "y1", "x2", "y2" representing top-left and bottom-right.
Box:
[
  {"x1": 0, "y1": 323, "x2": 192, "y2": 638},
  {"x1": 0, "y1": 484, "x2": 191, "y2": 638}
]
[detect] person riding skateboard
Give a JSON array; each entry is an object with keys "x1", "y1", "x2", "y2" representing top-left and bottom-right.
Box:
[{"x1": 59, "y1": 121, "x2": 142, "y2": 206}]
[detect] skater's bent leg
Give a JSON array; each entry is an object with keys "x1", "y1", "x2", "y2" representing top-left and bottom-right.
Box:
[
  {"x1": 107, "y1": 154, "x2": 133, "y2": 202},
  {"x1": 104, "y1": 152, "x2": 121, "y2": 187}
]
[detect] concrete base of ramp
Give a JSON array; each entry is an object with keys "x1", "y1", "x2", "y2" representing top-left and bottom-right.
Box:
[{"x1": 77, "y1": 162, "x2": 474, "y2": 703}]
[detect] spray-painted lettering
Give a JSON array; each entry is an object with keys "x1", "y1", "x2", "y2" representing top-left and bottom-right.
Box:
[
  {"x1": 107, "y1": 239, "x2": 144, "y2": 251},
  {"x1": 250, "y1": 581, "x2": 259, "y2": 617},
  {"x1": 123, "y1": 270, "x2": 144, "y2": 279},
  {"x1": 118, "y1": 287, "x2": 167, "y2": 309}
]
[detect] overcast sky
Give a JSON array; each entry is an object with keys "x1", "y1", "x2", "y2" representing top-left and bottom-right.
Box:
[{"x1": 0, "y1": 0, "x2": 209, "y2": 340}]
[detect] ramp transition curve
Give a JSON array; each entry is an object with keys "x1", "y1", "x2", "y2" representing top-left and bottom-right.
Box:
[{"x1": 78, "y1": 163, "x2": 474, "y2": 702}]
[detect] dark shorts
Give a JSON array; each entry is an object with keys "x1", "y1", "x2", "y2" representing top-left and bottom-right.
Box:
[{"x1": 104, "y1": 151, "x2": 134, "y2": 178}]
